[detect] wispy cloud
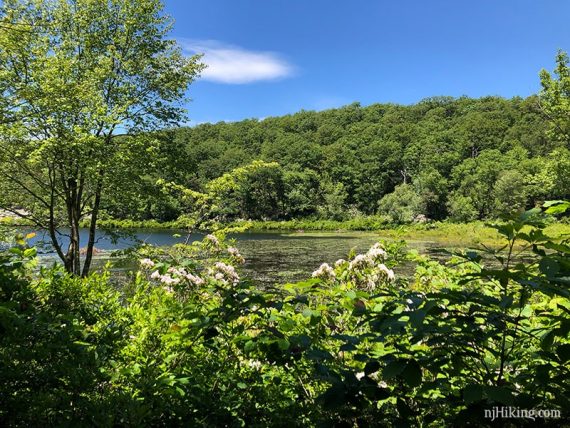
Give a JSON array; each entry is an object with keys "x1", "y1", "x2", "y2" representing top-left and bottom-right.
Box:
[{"x1": 180, "y1": 39, "x2": 295, "y2": 84}]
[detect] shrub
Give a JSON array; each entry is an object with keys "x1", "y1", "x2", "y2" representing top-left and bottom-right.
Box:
[
  {"x1": 447, "y1": 193, "x2": 479, "y2": 222},
  {"x1": 1, "y1": 202, "x2": 569, "y2": 426},
  {"x1": 378, "y1": 184, "x2": 425, "y2": 224}
]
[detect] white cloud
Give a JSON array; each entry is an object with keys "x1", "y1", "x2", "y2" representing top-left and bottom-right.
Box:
[{"x1": 180, "y1": 39, "x2": 295, "y2": 84}]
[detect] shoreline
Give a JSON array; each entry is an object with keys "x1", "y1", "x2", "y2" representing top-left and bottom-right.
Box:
[{"x1": 4, "y1": 216, "x2": 569, "y2": 248}]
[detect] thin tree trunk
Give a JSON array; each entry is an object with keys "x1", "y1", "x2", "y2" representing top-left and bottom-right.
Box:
[
  {"x1": 64, "y1": 178, "x2": 82, "y2": 276},
  {"x1": 81, "y1": 180, "x2": 103, "y2": 277},
  {"x1": 47, "y1": 180, "x2": 67, "y2": 265},
  {"x1": 67, "y1": 212, "x2": 81, "y2": 276}
]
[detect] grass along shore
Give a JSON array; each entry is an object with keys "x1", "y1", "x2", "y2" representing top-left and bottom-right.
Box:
[
  {"x1": 3, "y1": 214, "x2": 569, "y2": 249},
  {"x1": 91, "y1": 216, "x2": 570, "y2": 248}
]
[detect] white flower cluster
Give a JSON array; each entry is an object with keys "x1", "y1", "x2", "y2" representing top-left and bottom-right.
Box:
[
  {"x1": 347, "y1": 244, "x2": 388, "y2": 270},
  {"x1": 227, "y1": 247, "x2": 245, "y2": 264},
  {"x1": 205, "y1": 234, "x2": 220, "y2": 248},
  {"x1": 209, "y1": 262, "x2": 240, "y2": 285},
  {"x1": 310, "y1": 244, "x2": 394, "y2": 288},
  {"x1": 247, "y1": 359, "x2": 263, "y2": 370},
  {"x1": 378, "y1": 264, "x2": 395, "y2": 281},
  {"x1": 312, "y1": 262, "x2": 336, "y2": 281},
  {"x1": 334, "y1": 259, "x2": 346, "y2": 268},
  {"x1": 185, "y1": 272, "x2": 205, "y2": 286},
  {"x1": 367, "y1": 243, "x2": 388, "y2": 261},
  {"x1": 166, "y1": 266, "x2": 206, "y2": 286},
  {"x1": 346, "y1": 243, "x2": 395, "y2": 291},
  {"x1": 139, "y1": 258, "x2": 155, "y2": 269},
  {"x1": 149, "y1": 265, "x2": 205, "y2": 290},
  {"x1": 349, "y1": 254, "x2": 371, "y2": 270},
  {"x1": 150, "y1": 270, "x2": 180, "y2": 288}
]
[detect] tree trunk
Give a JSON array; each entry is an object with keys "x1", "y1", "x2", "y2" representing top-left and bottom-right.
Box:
[
  {"x1": 64, "y1": 178, "x2": 82, "y2": 276},
  {"x1": 67, "y1": 203, "x2": 82, "y2": 276},
  {"x1": 81, "y1": 180, "x2": 103, "y2": 277}
]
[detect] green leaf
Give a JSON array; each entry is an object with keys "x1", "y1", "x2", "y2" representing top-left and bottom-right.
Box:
[
  {"x1": 536, "y1": 364, "x2": 551, "y2": 385},
  {"x1": 539, "y1": 258, "x2": 560, "y2": 278},
  {"x1": 396, "y1": 398, "x2": 413, "y2": 417},
  {"x1": 485, "y1": 386, "x2": 513, "y2": 405},
  {"x1": 320, "y1": 383, "x2": 346, "y2": 410},
  {"x1": 244, "y1": 340, "x2": 256, "y2": 352},
  {"x1": 364, "y1": 361, "x2": 380, "y2": 375},
  {"x1": 463, "y1": 384, "x2": 483, "y2": 404},
  {"x1": 306, "y1": 349, "x2": 333, "y2": 361},
  {"x1": 401, "y1": 360, "x2": 422, "y2": 387},
  {"x1": 23, "y1": 248, "x2": 37, "y2": 258},
  {"x1": 556, "y1": 344, "x2": 570, "y2": 362},
  {"x1": 408, "y1": 310, "x2": 427, "y2": 327},
  {"x1": 383, "y1": 359, "x2": 407, "y2": 380},
  {"x1": 544, "y1": 200, "x2": 570, "y2": 214},
  {"x1": 499, "y1": 295, "x2": 514, "y2": 309},
  {"x1": 276, "y1": 338, "x2": 290, "y2": 350},
  {"x1": 541, "y1": 330, "x2": 555, "y2": 351},
  {"x1": 340, "y1": 343, "x2": 357, "y2": 352},
  {"x1": 543, "y1": 200, "x2": 568, "y2": 207}
]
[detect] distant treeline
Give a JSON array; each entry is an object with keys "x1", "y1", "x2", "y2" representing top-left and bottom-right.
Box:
[{"x1": 106, "y1": 96, "x2": 570, "y2": 224}]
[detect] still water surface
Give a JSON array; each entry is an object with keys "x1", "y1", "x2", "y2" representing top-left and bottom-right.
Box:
[{"x1": 25, "y1": 228, "x2": 461, "y2": 285}]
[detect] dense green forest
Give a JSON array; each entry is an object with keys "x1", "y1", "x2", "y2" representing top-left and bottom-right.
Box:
[{"x1": 107, "y1": 95, "x2": 570, "y2": 225}]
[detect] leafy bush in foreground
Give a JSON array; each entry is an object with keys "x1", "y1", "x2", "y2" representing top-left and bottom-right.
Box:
[{"x1": 1, "y1": 204, "x2": 569, "y2": 426}]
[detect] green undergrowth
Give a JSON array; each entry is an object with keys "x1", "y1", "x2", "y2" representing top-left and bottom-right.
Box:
[{"x1": 1, "y1": 204, "x2": 569, "y2": 426}]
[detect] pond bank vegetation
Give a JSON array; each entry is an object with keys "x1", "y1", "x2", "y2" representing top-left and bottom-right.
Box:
[{"x1": 1, "y1": 204, "x2": 569, "y2": 426}]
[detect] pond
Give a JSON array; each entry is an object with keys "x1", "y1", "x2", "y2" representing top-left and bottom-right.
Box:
[{"x1": 22, "y1": 228, "x2": 468, "y2": 285}]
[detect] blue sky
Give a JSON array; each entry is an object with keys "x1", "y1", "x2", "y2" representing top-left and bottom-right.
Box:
[{"x1": 164, "y1": 0, "x2": 570, "y2": 124}]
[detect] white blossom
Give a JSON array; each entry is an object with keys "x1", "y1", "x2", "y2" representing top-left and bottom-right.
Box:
[
  {"x1": 185, "y1": 273, "x2": 204, "y2": 286},
  {"x1": 227, "y1": 247, "x2": 245, "y2": 264},
  {"x1": 334, "y1": 259, "x2": 346, "y2": 267},
  {"x1": 205, "y1": 234, "x2": 220, "y2": 248},
  {"x1": 159, "y1": 274, "x2": 180, "y2": 285},
  {"x1": 248, "y1": 360, "x2": 262, "y2": 370},
  {"x1": 167, "y1": 266, "x2": 188, "y2": 276},
  {"x1": 367, "y1": 246, "x2": 387, "y2": 261},
  {"x1": 139, "y1": 258, "x2": 155, "y2": 269},
  {"x1": 150, "y1": 270, "x2": 161, "y2": 279},
  {"x1": 349, "y1": 254, "x2": 371, "y2": 270},
  {"x1": 312, "y1": 262, "x2": 336, "y2": 281},
  {"x1": 378, "y1": 264, "x2": 396, "y2": 281},
  {"x1": 211, "y1": 262, "x2": 240, "y2": 284}
]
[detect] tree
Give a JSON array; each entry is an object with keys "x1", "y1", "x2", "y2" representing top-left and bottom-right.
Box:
[
  {"x1": 0, "y1": 0, "x2": 203, "y2": 275},
  {"x1": 539, "y1": 50, "x2": 570, "y2": 147},
  {"x1": 413, "y1": 168, "x2": 448, "y2": 220},
  {"x1": 377, "y1": 183, "x2": 425, "y2": 224},
  {"x1": 446, "y1": 193, "x2": 478, "y2": 222},
  {"x1": 206, "y1": 161, "x2": 285, "y2": 221},
  {"x1": 492, "y1": 170, "x2": 527, "y2": 217},
  {"x1": 282, "y1": 169, "x2": 320, "y2": 218},
  {"x1": 317, "y1": 178, "x2": 349, "y2": 221},
  {"x1": 450, "y1": 150, "x2": 514, "y2": 219}
]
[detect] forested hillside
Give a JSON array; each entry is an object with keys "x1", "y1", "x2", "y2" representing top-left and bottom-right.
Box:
[{"x1": 107, "y1": 95, "x2": 569, "y2": 224}]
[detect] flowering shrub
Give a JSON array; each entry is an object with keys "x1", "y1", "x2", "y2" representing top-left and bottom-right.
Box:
[
  {"x1": 1, "y1": 203, "x2": 569, "y2": 426},
  {"x1": 310, "y1": 244, "x2": 395, "y2": 293}
]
